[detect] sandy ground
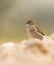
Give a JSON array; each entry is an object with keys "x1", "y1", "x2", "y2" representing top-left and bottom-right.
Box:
[{"x1": 0, "y1": 35, "x2": 54, "y2": 65}]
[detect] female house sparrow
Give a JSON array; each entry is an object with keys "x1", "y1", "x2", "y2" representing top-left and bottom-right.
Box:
[{"x1": 26, "y1": 20, "x2": 45, "y2": 39}]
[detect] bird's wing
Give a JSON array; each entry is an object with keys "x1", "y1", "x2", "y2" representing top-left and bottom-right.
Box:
[{"x1": 36, "y1": 26, "x2": 45, "y2": 35}]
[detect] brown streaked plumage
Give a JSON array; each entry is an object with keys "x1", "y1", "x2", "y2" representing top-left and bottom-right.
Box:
[{"x1": 26, "y1": 20, "x2": 45, "y2": 39}]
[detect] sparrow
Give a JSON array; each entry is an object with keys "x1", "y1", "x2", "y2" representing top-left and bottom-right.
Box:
[{"x1": 26, "y1": 20, "x2": 45, "y2": 39}]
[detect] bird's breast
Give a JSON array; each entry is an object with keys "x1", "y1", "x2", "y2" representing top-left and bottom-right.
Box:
[{"x1": 26, "y1": 27, "x2": 43, "y2": 39}]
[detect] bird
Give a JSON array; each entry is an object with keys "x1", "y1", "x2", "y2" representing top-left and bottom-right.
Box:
[{"x1": 26, "y1": 20, "x2": 45, "y2": 39}]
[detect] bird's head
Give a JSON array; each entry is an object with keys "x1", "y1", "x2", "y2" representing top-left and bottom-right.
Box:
[{"x1": 26, "y1": 20, "x2": 36, "y2": 26}]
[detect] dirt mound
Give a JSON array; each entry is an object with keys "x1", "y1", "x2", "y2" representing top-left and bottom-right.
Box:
[{"x1": 0, "y1": 35, "x2": 54, "y2": 65}]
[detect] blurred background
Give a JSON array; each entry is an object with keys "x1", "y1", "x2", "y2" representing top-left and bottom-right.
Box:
[{"x1": 0, "y1": 0, "x2": 54, "y2": 43}]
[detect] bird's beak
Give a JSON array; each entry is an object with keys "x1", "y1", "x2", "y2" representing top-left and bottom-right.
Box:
[
  {"x1": 26, "y1": 20, "x2": 32, "y2": 24},
  {"x1": 26, "y1": 22, "x2": 29, "y2": 24}
]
